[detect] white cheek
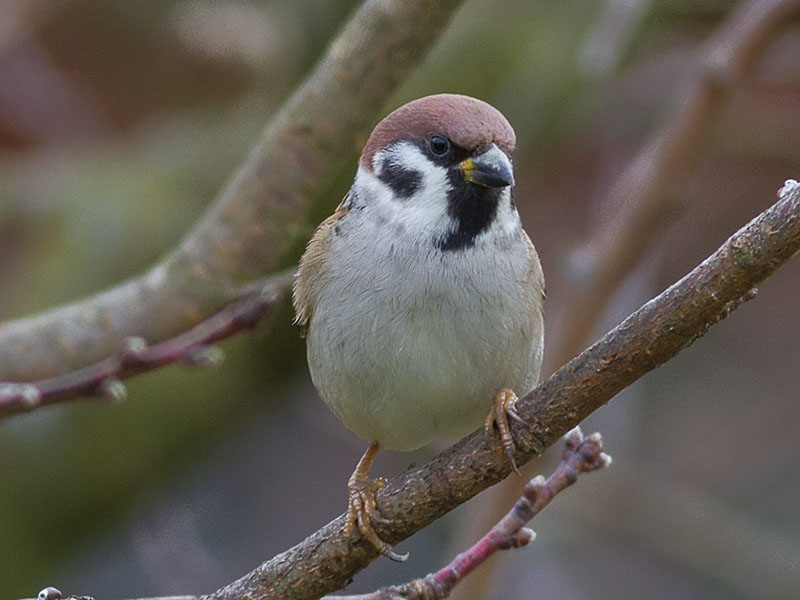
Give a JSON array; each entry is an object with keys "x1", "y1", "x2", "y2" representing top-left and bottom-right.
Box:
[{"x1": 367, "y1": 142, "x2": 454, "y2": 235}]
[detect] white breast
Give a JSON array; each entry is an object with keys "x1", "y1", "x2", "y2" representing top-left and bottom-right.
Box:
[{"x1": 306, "y1": 168, "x2": 543, "y2": 451}]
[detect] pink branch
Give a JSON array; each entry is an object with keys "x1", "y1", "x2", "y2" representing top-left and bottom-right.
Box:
[
  {"x1": 0, "y1": 271, "x2": 294, "y2": 419},
  {"x1": 327, "y1": 427, "x2": 611, "y2": 600}
]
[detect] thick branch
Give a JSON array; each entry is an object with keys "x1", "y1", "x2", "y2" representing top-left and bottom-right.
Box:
[
  {"x1": 17, "y1": 182, "x2": 800, "y2": 599},
  {"x1": 0, "y1": 0, "x2": 465, "y2": 381},
  {"x1": 26, "y1": 430, "x2": 609, "y2": 600},
  {"x1": 458, "y1": 4, "x2": 800, "y2": 597},
  {"x1": 191, "y1": 181, "x2": 799, "y2": 600},
  {"x1": 326, "y1": 428, "x2": 611, "y2": 600}
]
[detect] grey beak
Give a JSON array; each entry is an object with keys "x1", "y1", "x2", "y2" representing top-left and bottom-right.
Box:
[{"x1": 459, "y1": 143, "x2": 514, "y2": 188}]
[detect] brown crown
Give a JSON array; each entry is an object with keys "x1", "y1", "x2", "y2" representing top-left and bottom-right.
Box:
[{"x1": 359, "y1": 94, "x2": 516, "y2": 170}]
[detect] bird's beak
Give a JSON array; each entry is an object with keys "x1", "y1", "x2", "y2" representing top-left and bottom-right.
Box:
[{"x1": 459, "y1": 143, "x2": 514, "y2": 188}]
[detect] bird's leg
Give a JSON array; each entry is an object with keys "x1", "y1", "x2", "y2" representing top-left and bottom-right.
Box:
[
  {"x1": 484, "y1": 387, "x2": 527, "y2": 476},
  {"x1": 345, "y1": 441, "x2": 408, "y2": 562}
]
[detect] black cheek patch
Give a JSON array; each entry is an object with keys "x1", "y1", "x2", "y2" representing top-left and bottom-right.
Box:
[{"x1": 379, "y1": 156, "x2": 422, "y2": 199}]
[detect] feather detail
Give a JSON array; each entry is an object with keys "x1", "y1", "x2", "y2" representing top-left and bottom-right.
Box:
[{"x1": 292, "y1": 194, "x2": 351, "y2": 338}]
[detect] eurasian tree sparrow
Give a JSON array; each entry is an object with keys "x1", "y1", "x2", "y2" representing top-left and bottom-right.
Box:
[{"x1": 293, "y1": 94, "x2": 545, "y2": 560}]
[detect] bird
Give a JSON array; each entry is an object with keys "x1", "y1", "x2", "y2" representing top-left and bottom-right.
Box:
[{"x1": 293, "y1": 93, "x2": 545, "y2": 561}]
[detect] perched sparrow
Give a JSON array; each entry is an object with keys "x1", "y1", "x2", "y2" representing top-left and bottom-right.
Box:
[{"x1": 293, "y1": 94, "x2": 544, "y2": 560}]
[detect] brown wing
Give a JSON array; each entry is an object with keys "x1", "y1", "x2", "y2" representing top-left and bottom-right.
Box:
[
  {"x1": 292, "y1": 196, "x2": 350, "y2": 338},
  {"x1": 524, "y1": 229, "x2": 545, "y2": 297},
  {"x1": 522, "y1": 228, "x2": 546, "y2": 333}
]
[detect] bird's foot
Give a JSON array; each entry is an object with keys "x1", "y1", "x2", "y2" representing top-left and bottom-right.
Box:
[
  {"x1": 345, "y1": 443, "x2": 408, "y2": 562},
  {"x1": 485, "y1": 387, "x2": 527, "y2": 475}
]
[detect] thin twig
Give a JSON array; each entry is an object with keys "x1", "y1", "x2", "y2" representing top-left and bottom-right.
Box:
[
  {"x1": 326, "y1": 427, "x2": 611, "y2": 600},
  {"x1": 0, "y1": 271, "x2": 294, "y2": 419}
]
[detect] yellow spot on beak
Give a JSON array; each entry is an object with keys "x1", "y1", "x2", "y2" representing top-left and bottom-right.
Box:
[{"x1": 459, "y1": 157, "x2": 476, "y2": 181}]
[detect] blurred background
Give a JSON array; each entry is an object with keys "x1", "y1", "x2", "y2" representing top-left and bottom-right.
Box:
[{"x1": 1, "y1": 0, "x2": 799, "y2": 598}]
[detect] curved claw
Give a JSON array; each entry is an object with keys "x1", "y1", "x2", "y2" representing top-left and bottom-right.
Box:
[
  {"x1": 506, "y1": 408, "x2": 526, "y2": 424},
  {"x1": 365, "y1": 510, "x2": 392, "y2": 526},
  {"x1": 505, "y1": 445, "x2": 521, "y2": 476},
  {"x1": 345, "y1": 442, "x2": 408, "y2": 561},
  {"x1": 386, "y1": 548, "x2": 410, "y2": 562},
  {"x1": 350, "y1": 493, "x2": 408, "y2": 561},
  {"x1": 485, "y1": 388, "x2": 525, "y2": 475}
]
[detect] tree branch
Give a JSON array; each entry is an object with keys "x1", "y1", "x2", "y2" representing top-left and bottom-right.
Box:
[
  {"x1": 25, "y1": 428, "x2": 610, "y2": 600},
  {"x1": 169, "y1": 181, "x2": 796, "y2": 600},
  {"x1": 550, "y1": 0, "x2": 800, "y2": 371},
  {"x1": 18, "y1": 180, "x2": 800, "y2": 598},
  {"x1": 458, "y1": 3, "x2": 800, "y2": 596},
  {"x1": 0, "y1": 0, "x2": 465, "y2": 381},
  {"x1": 326, "y1": 427, "x2": 611, "y2": 600},
  {"x1": 0, "y1": 271, "x2": 293, "y2": 419}
]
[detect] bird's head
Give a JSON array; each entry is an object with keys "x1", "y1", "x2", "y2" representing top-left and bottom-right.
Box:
[{"x1": 354, "y1": 94, "x2": 518, "y2": 252}]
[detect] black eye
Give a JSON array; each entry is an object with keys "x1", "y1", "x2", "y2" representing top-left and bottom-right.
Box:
[{"x1": 428, "y1": 134, "x2": 450, "y2": 156}]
